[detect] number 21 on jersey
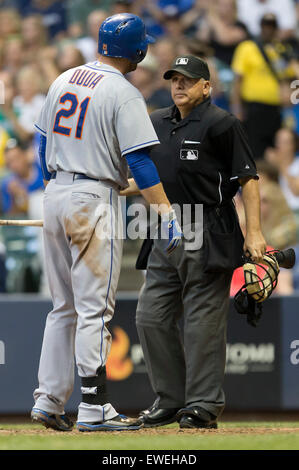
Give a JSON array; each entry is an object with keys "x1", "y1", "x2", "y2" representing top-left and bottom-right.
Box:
[{"x1": 53, "y1": 92, "x2": 90, "y2": 139}]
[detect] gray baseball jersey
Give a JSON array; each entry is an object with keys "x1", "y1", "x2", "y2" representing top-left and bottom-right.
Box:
[
  {"x1": 32, "y1": 61, "x2": 160, "y2": 424},
  {"x1": 35, "y1": 61, "x2": 160, "y2": 187}
]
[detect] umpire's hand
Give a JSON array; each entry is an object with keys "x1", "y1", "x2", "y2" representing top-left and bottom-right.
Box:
[
  {"x1": 161, "y1": 209, "x2": 183, "y2": 254},
  {"x1": 243, "y1": 230, "x2": 267, "y2": 264}
]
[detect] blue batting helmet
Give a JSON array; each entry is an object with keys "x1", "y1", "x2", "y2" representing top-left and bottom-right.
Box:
[{"x1": 98, "y1": 13, "x2": 155, "y2": 64}]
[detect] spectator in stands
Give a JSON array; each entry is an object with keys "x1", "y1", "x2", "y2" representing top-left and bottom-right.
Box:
[
  {"x1": 56, "y1": 43, "x2": 85, "y2": 73},
  {"x1": 13, "y1": 65, "x2": 45, "y2": 141},
  {"x1": 265, "y1": 128, "x2": 299, "y2": 230},
  {"x1": 0, "y1": 0, "x2": 17, "y2": 7},
  {"x1": 0, "y1": 67, "x2": 43, "y2": 144},
  {"x1": 0, "y1": 127, "x2": 9, "y2": 171},
  {"x1": 237, "y1": 0, "x2": 297, "y2": 40},
  {"x1": 255, "y1": 159, "x2": 279, "y2": 185},
  {"x1": 185, "y1": 0, "x2": 249, "y2": 66},
  {"x1": 0, "y1": 8, "x2": 21, "y2": 43},
  {"x1": 1, "y1": 138, "x2": 43, "y2": 215},
  {"x1": 260, "y1": 180, "x2": 297, "y2": 250},
  {"x1": 21, "y1": 14, "x2": 48, "y2": 64},
  {"x1": 76, "y1": 10, "x2": 107, "y2": 63},
  {"x1": 20, "y1": 0, "x2": 67, "y2": 40},
  {"x1": 0, "y1": 70, "x2": 18, "y2": 139},
  {"x1": 153, "y1": 37, "x2": 178, "y2": 73},
  {"x1": 67, "y1": 0, "x2": 111, "y2": 38},
  {"x1": 111, "y1": 0, "x2": 135, "y2": 15},
  {"x1": 148, "y1": 38, "x2": 177, "y2": 104},
  {"x1": 231, "y1": 13, "x2": 295, "y2": 159},
  {"x1": 138, "y1": 0, "x2": 194, "y2": 39},
  {"x1": 157, "y1": 0, "x2": 194, "y2": 17},
  {"x1": 129, "y1": 52, "x2": 172, "y2": 111},
  {"x1": 129, "y1": 53, "x2": 158, "y2": 110},
  {"x1": 34, "y1": 44, "x2": 59, "y2": 93},
  {"x1": 162, "y1": 13, "x2": 186, "y2": 43},
  {"x1": 2, "y1": 35, "x2": 24, "y2": 76},
  {"x1": 181, "y1": 0, "x2": 209, "y2": 37}
]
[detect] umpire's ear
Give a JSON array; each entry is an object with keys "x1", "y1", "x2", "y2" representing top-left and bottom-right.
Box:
[{"x1": 202, "y1": 80, "x2": 211, "y2": 98}]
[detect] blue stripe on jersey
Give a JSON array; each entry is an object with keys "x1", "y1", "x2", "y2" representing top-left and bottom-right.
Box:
[
  {"x1": 85, "y1": 65, "x2": 122, "y2": 76},
  {"x1": 100, "y1": 188, "x2": 114, "y2": 366},
  {"x1": 38, "y1": 134, "x2": 51, "y2": 181},
  {"x1": 35, "y1": 124, "x2": 47, "y2": 135},
  {"x1": 122, "y1": 139, "x2": 160, "y2": 155}
]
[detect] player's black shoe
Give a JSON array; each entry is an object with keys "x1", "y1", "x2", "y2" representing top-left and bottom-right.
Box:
[
  {"x1": 77, "y1": 414, "x2": 143, "y2": 432},
  {"x1": 31, "y1": 408, "x2": 74, "y2": 431}
]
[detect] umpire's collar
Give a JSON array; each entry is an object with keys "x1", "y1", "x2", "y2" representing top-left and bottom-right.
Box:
[{"x1": 164, "y1": 96, "x2": 211, "y2": 124}]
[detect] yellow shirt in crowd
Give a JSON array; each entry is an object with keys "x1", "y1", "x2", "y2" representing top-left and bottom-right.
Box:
[
  {"x1": 232, "y1": 40, "x2": 294, "y2": 106},
  {"x1": 0, "y1": 128, "x2": 9, "y2": 170}
]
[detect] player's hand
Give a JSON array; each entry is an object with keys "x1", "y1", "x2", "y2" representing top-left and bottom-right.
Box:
[
  {"x1": 243, "y1": 230, "x2": 267, "y2": 264},
  {"x1": 161, "y1": 210, "x2": 183, "y2": 254}
]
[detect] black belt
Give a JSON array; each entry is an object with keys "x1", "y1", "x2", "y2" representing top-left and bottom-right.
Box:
[{"x1": 51, "y1": 171, "x2": 99, "y2": 182}]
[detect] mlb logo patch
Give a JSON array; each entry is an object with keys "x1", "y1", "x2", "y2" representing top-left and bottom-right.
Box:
[
  {"x1": 176, "y1": 57, "x2": 188, "y2": 65},
  {"x1": 103, "y1": 43, "x2": 108, "y2": 55},
  {"x1": 180, "y1": 149, "x2": 198, "y2": 160}
]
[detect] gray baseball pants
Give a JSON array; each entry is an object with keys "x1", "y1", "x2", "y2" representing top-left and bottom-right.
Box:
[
  {"x1": 136, "y1": 237, "x2": 233, "y2": 418},
  {"x1": 33, "y1": 174, "x2": 122, "y2": 422}
]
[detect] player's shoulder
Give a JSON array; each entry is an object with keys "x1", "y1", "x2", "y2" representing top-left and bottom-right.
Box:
[
  {"x1": 85, "y1": 62, "x2": 143, "y2": 104},
  {"x1": 110, "y1": 82, "x2": 146, "y2": 112},
  {"x1": 47, "y1": 68, "x2": 77, "y2": 93},
  {"x1": 46, "y1": 64, "x2": 98, "y2": 96},
  {"x1": 115, "y1": 77, "x2": 144, "y2": 105}
]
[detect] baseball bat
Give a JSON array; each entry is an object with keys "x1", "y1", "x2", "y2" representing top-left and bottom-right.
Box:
[{"x1": 0, "y1": 219, "x2": 44, "y2": 227}]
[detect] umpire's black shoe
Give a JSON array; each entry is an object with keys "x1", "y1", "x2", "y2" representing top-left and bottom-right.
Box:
[
  {"x1": 177, "y1": 406, "x2": 218, "y2": 429},
  {"x1": 139, "y1": 398, "x2": 159, "y2": 417},
  {"x1": 140, "y1": 407, "x2": 180, "y2": 428}
]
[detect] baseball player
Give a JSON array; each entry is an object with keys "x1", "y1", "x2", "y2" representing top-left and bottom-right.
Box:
[{"x1": 31, "y1": 13, "x2": 182, "y2": 432}]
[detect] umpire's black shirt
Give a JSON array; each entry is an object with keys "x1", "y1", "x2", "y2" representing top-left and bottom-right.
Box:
[{"x1": 149, "y1": 97, "x2": 258, "y2": 207}]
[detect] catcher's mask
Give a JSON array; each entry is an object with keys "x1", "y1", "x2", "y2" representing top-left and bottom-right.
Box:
[{"x1": 234, "y1": 248, "x2": 295, "y2": 327}]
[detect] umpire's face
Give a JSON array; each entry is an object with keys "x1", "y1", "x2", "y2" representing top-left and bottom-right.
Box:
[{"x1": 170, "y1": 72, "x2": 211, "y2": 110}]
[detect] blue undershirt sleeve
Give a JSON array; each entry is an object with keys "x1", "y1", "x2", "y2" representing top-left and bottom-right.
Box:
[
  {"x1": 38, "y1": 134, "x2": 51, "y2": 181},
  {"x1": 125, "y1": 149, "x2": 160, "y2": 190}
]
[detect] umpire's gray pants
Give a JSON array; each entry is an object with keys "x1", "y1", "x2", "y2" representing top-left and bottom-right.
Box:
[{"x1": 136, "y1": 237, "x2": 233, "y2": 418}]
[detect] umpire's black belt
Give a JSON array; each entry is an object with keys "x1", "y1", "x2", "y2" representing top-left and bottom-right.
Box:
[{"x1": 50, "y1": 171, "x2": 99, "y2": 182}]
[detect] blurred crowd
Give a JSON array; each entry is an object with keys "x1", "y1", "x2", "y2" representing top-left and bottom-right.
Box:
[{"x1": 0, "y1": 0, "x2": 299, "y2": 294}]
